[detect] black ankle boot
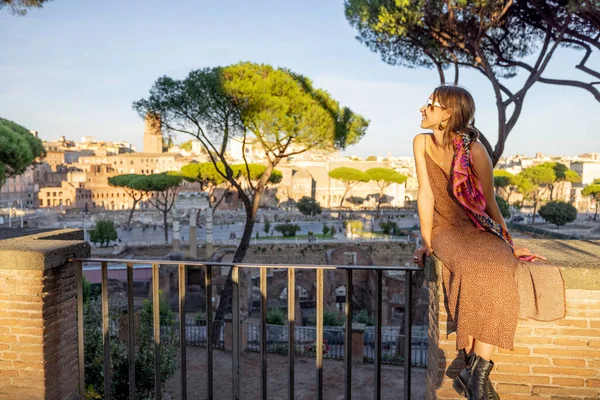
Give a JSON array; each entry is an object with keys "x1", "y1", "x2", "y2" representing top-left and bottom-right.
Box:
[{"x1": 452, "y1": 352, "x2": 500, "y2": 400}]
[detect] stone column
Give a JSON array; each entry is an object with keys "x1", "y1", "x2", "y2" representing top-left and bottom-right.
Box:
[
  {"x1": 172, "y1": 213, "x2": 181, "y2": 251},
  {"x1": 189, "y1": 209, "x2": 197, "y2": 259},
  {"x1": 351, "y1": 323, "x2": 365, "y2": 364},
  {"x1": 205, "y1": 210, "x2": 214, "y2": 258},
  {"x1": 0, "y1": 229, "x2": 90, "y2": 400}
]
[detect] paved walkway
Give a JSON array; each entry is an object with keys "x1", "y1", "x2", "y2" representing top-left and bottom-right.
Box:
[{"x1": 163, "y1": 346, "x2": 427, "y2": 399}]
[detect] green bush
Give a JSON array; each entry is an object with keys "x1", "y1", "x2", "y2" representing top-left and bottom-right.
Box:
[
  {"x1": 538, "y1": 201, "x2": 578, "y2": 228},
  {"x1": 84, "y1": 291, "x2": 178, "y2": 399},
  {"x1": 379, "y1": 220, "x2": 398, "y2": 234},
  {"x1": 89, "y1": 219, "x2": 118, "y2": 247},
  {"x1": 274, "y1": 223, "x2": 301, "y2": 237},
  {"x1": 297, "y1": 196, "x2": 322, "y2": 216},
  {"x1": 267, "y1": 308, "x2": 286, "y2": 325},
  {"x1": 307, "y1": 311, "x2": 344, "y2": 326},
  {"x1": 322, "y1": 224, "x2": 330, "y2": 236},
  {"x1": 264, "y1": 218, "x2": 271, "y2": 235},
  {"x1": 323, "y1": 311, "x2": 344, "y2": 326},
  {"x1": 353, "y1": 309, "x2": 375, "y2": 326}
]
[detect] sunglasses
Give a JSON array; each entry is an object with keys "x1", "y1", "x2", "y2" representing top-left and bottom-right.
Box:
[{"x1": 426, "y1": 98, "x2": 445, "y2": 108}]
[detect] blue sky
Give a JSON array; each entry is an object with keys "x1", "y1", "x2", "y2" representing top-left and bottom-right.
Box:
[{"x1": 1, "y1": 0, "x2": 598, "y2": 158}]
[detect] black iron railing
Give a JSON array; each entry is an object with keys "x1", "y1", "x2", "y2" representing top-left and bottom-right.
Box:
[{"x1": 75, "y1": 258, "x2": 420, "y2": 400}]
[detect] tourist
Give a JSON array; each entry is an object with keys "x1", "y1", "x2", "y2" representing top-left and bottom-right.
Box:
[{"x1": 411, "y1": 85, "x2": 565, "y2": 399}]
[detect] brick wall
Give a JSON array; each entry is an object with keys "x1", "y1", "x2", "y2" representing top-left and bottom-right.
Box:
[
  {"x1": 0, "y1": 230, "x2": 89, "y2": 400},
  {"x1": 426, "y1": 239, "x2": 600, "y2": 400}
]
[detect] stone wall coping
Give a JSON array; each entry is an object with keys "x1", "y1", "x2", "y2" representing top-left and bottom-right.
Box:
[
  {"x1": 351, "y1": 322, "x2": 366, "y2": 332},
  {"x1": 0, "y1": 228, "x2": 90, "y2": 271},
  {"x1": 425, "y1": 238, "x2": 600, "y2": 290}
]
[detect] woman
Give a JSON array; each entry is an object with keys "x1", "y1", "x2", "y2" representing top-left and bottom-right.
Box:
[{"x1": 411, "y1": 85, "x2": 565, "y2": 399}]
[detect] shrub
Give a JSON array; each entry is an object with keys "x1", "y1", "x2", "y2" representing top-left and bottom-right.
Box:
[
  {"x1": 89, "y1": 219, "x2": 118, "y2": 247},
  {"x1": 538, "y1": 201, "x2": 578, "y2": 228},
  {"x1": 84, "y1": 291, "x2": 178, "y2": 399},
  {"x1": 266, "y1": 308, "x2": 286, "y2": 325},
  {"x1": 323, "y1": 311, "x2": 344, "y2": 326},
  {"x1": 297, "y1": 196, "x2": 322, "y2": 216},
  {"x1": 274, "y1": 223, "x2": 301, "y2": 237},
  {"x1": 379, "y1": 220, "x2": 398, "y2": 235},
  {"x1": 353, "y1": 309, "x2": 375, "y2": 326},
  {"x1": 322, "y1": 224, "x2": 330, "y2": 236},
  {"x1": 263, "y1": 218, "x2": 271, "y2": 234},
  {"x1": 307, "y1": 311, "x2": 344, "y2": 326}
]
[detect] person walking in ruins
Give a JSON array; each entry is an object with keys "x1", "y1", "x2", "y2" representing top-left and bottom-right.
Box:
[{"x1": 411, "y1": 85, "x2": 565, "y2": 399}]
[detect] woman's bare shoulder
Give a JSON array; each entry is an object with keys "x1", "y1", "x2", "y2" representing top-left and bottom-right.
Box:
[
  {"x1": 470, "y1": 141, "x2": 490, "y2": 159},
  {"x1": 413, "y1": 132, "x2": 431, "y2": 147}
]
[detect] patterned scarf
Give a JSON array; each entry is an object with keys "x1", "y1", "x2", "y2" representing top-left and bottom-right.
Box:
[{"x1": 451, "y1": 132, "x2": 535, "y2": 262}]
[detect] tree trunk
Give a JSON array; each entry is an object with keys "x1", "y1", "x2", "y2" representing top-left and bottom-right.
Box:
[
  {"x1": 210, "y1": 165, "x2": 274, "y2": 345},
  {"x1": 340, "y1": 187, "x2": 350, "y2": 208},
  {"x1": 532, "y1": 198, "x2": 538, "y2": 224},
  {"x1": 163, "y1": 209, "x2": 169, "y2": 243},
  {"x1": 128, "y1": 199, "x2": 138, "y2": 226},
  {"x1": 549, "y1": 184, "x2": 555, "y2": 201}
]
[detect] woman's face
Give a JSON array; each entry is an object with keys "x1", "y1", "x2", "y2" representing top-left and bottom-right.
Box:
[{"x1": 419, "y1": 95, "x2": 449, "y2": 130}]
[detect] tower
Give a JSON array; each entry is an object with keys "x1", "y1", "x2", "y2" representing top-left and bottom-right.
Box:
[{"x1": 143, "y1": 113, "x2": 163, "y2": 153}]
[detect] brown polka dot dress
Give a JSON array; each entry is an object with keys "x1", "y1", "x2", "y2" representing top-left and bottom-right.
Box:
[{"x1": 424, "y1": 141, "x2": 565, "y2": 351}]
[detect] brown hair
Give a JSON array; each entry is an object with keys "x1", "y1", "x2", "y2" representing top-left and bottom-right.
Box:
[{"x1": 431, "y1": 85, "x2": 480, "y2": 148}]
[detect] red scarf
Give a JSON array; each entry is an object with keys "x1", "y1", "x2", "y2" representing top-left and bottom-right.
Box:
[{"x1": 451, "y1": 133, "x2": 535, "y2": 262}]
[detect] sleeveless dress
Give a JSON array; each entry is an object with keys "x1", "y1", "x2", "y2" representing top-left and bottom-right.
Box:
[{"x1": 423, "y1": 135, "x2": 565, "y2": 351}]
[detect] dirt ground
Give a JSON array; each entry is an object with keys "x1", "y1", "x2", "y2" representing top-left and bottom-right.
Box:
[{"x1": 163, "y1": 346, "x2": 427, "y2": 400}]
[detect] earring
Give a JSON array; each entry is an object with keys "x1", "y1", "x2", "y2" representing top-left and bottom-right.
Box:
[{"x1": 438, "y1": 121, "x2": 446, "y2": 130}]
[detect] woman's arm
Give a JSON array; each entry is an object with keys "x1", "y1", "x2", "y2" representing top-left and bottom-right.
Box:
[
  {"x1": 413, "y1": 134, "x2": 435, "y2": 249},
  {"x1": 471, "y1": 142, "x2": 508, "y2": 231}
]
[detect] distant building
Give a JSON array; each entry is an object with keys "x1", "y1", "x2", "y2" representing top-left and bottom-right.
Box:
[
  {"x1": 143, "y1": 113, "x2": 164, "y2": 154},
  {"x1": 570, "y1": 160, "x2": 600, "y2": 186},
  {"x1": 38, "y1": 181, "x2": 92, "y2": 210}
]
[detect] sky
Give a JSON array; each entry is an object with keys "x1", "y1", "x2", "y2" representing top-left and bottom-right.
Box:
[{"x1": 1, "y1": 0, "x2": 599, "y2": 159}]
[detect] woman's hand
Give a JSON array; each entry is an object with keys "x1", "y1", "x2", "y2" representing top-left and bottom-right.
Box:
[
  {"x1": 413, "y1": 245, "x2": 434, "y2": 268},
  {"x1": 513, "y1": 244, "x2": 546, "y2": 261}
]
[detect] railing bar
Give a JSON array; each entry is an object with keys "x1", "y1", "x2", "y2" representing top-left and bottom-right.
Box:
[
  {"x1": 101, "y1": 261, "x2": 111, "y2": 400},
  {"x1": 404, "y1": 271, "x2": 413, "y2": 400},
  {"x1": 345, "y1": 269, "x2": 353, "y2": 400},
  {"x1": 232, "y1": 266, "x2": 240, "y2": 400},
  {"x1": 178, "y1": 264, "x2": 187, "y2": 400},
  {"x1": 205, "y1": 265, "x2": 213, "y2": 400},
  {"x1": 374, "y1": 270, "x2": 382, "y2": 400},
  {"x1": 287, "y1": 268, "x2": 295, "y2": 400},
  {"x1": 152, "y1": 263, "x2": 161, "y2": 400},
  {"x1": 74, "y1": 258, "x2": 420, "y2": 271},
  {"x1": 127, "y1": 263, "x2": 136, "y2": 400},
  {"x1": 76, "y1": 261, "x2": 85, "y2": 399},
  {"x1": 260, "y1": 267, "x2": 268, "y2": 400},
  {"x1": 316, "y1": 268, "x2": 324, "y2": 400}
]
